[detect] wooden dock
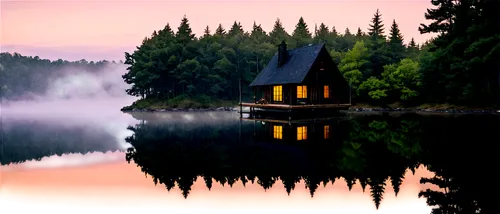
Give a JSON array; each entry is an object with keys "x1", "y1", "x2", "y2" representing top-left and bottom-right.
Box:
[{"x1": 240, "y1": 103, "x2": 351, "y2": 110}]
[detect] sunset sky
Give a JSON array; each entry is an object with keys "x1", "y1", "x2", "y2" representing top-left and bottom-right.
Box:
[{"x1": 1, "y1": 0, "x2": 436, "y2": 61}]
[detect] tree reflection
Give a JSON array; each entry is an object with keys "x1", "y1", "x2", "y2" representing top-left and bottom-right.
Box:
[
  {"x1": 125, "y1": 113, "x2": 499, "y2": 212},
  {"x1": 1, "y1": 120, "x2": 119, "y2": 165},
  {"x1": 417, "y1": 115, "x2": 500, "y2": 214},
  {"x1": 125, "y1": 114, "x2": 426, "y2": 209}
]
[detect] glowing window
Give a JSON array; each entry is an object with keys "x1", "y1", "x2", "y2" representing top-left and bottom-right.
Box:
[
  {"x1": 324, "y1": 85, "x2": 330, "y2": 98},
  {"x1": 297, "y1": 85, "x2": 307, "y2": 99},
  {"x1": 273, "y1": 125, "x2": 283, "y2": 139},
  {"x1": 297, "y1": 126, "x2": 307, "y2": 140},
  {"x1": 324, "y1": 125, "x2": 330, "y2": 139},
  {"x1": 273, "y1": 85, "x2": 282, "y2": 102}
]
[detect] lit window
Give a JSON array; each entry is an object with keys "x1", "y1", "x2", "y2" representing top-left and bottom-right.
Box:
[
  {"x1": 324, "y1": 125, "x2": 330, "y2": 139},
  {"x1": 324, "y1": 85, "x2": 330, "y2": 98},
  {"x1": 297, "y1": 85, "x2": 307, "y2": 99},
  {"x1": 273, "y1": 85, "x2": 282, "y2": 102},
  {"x1": 273, "y1": 125, "x2": 283, "y2": 139},
  {"x1": 297, "y1": 126, "x2": 307, "y2": 140}
]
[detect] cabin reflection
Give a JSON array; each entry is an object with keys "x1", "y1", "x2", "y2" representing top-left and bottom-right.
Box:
[{"x1": 249, "y1": 117, "x2": 349, "y2": 144}]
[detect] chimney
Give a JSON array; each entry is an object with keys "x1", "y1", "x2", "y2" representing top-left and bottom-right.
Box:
[{"x1": 277, "y1": 40, "x2": 288, "y2": 67}]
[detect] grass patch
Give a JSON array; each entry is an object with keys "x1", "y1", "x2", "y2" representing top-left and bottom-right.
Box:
[{"x1": 121, "y1": 95, "x2": 237, "y2": 111}]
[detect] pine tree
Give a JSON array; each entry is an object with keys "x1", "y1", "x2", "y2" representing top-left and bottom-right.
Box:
[
  {"x1": 158, "y1": 23, "x2": 174, "y2": 40},
  {"x1": 228, "y1": 21, "x2": 244, "y2": 37},
  {"x1": 215, "y1": 24, "x2": 226, "y2": 36},
  {"x1": 356, "y1": 27, "x2": 364, "y2": 38},
  {"x1": 203, "y1": 25, "x2": 211, "y2": 37},
  {"x1": 367, "y1": 9, "x2": 388, "y2": 77},
  {"x1": 368, "y1": 9, "x2": 385, "y2": 40},
  {"x1": 331, "y1": 26, "x2": 338, "y2": 36},
  {"x1": 408, "y1": 37, "x2": 417, "y2": 48},
  {"x1": 292, "y1": 17, "x2": 312, "y2": 47},
  {"x1": 269, "y1": 18, "x2": 289, "y2": 45},
  {"x1": 176, "y1": 15, "x2": 195, "y2": 44},
  {"x1": 344, "y1": 28, "x2": 352, "y2": 36},
  {"x1": 406, "y1": 37, "x2": 419, "y2": 60},
  {"x1": 418, "y1": 0, "x2": 456, "y2": 35},
  {"x1": 250, "y1": 21, "x2": 267, "y2": 42},
  {"x1": 314, "y1": 23, "x2": 329, "y2": 43},
  {"x1": 388, "y1": 19, "x2": 406, "y2": 63}
]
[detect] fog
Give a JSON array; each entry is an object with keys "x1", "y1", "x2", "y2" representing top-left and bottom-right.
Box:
[
  {"x1": 1, "y1": 63, "x2": 140, "y2": 166},
  {"x1": 0, "y1": 63, "x2": 137, "y2": 118}
]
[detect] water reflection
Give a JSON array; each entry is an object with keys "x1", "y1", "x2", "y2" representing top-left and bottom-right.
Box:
[
  {"x1": 124, "y1": 112, "x2": 500, "y2": 212},
  {"x1": 1, "y1": 112, "x2": 498, "y2": 213},
  {"x1": 0, "y1": 119, "x2": 124, "y2": 165}
]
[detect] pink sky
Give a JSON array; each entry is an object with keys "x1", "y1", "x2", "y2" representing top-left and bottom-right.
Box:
[{"x1": 1, "y1": 0, "x2": 435, "y2": 61}]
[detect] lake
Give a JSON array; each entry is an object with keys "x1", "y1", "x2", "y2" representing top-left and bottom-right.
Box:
[{"x1": 1, "y1": 108, "x2": 499, "y2": 214}]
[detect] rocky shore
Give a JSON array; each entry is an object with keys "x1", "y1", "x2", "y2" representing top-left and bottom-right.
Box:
[{"x1": 123, "y1": 106, "x2": 499, "y2": 114}]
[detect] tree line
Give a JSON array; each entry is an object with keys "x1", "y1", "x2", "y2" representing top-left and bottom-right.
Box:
[
  {"x1": 122, "y1": 0, "x2": 499, "y2": 107},
  {"x1": 0, "y1": 52, "x2": 122, "y2": 100}
]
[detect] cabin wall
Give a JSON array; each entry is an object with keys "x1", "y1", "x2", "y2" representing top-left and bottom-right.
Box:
[
  {"x1": 256, "y1": 85, "x2": 293, "y2": 104},
  {"x1": 301, "y1": 48, "x2": 350, "y2": 104}
]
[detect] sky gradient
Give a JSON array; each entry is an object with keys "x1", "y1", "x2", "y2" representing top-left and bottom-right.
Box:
[{"x1": 1, "y1": 0, "x2": 436, "y2": 61}]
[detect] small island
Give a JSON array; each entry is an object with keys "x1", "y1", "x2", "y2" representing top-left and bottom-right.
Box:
[{"x1": 120, "y1": 7, "x2": 499, "y2": 114}]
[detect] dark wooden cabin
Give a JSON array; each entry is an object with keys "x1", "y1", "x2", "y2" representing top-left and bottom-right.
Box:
[{"x1": 242, "y1": 41, "x2": 351, "y2": 111}]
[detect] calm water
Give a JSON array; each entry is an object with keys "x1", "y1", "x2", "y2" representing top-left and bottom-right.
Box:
[{"x1": 1, "y1": 111, "x2": 499, "y2": 214}]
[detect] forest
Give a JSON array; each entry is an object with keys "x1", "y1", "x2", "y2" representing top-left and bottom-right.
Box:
[
  {"x1": 0, "y1": 52, "x2": 122, "y2": 100},
  {"x1": 121, "y1": 0, "x2": 499, "y2": 108},
  {"x1": 0, "y1": 1, "x2": 498, "y2": 108}
]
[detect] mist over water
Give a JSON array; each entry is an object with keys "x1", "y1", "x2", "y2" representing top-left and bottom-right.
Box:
[
  {"x1": 0, "y1": 63, "x2": 137, "y2": 118},
  {"x1": 1, "y1": 63, "x2": 140, "y2": 166}
]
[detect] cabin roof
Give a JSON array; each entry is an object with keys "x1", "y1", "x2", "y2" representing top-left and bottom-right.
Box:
[{"x1": 249, "y1": 43, "x2": 326, "y2": 87}]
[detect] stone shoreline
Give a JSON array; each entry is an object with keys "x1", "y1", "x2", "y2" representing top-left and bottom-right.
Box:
[{"x1": 123, "y1": 106, "x2": 499, "y2": 114}]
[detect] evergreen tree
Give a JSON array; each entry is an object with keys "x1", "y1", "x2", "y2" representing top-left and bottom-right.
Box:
[
  {"x1": 356, "y1": 27, "x2": 364, "y2": 38},
  {"x1": 368, "y1": 9, "x2": 385, "y2": 41},
  {"x1": 203, "y1": 25, "x2": 211, "y2": 37},
  {"x1": 269, "y1": 18, "x2": 289, "y2": 45},
  {"x1": 344, "y1": 27, "x2": 352, "y2": 36},
  {"x1": 314, "y1": 23, "x2": 329, "y2": 43},
  {"x1": 418, "y1": 0, "x2": 456, "y2": 35},
  {"x1": 228, "y1": 21, "x2": 244, "y2": 37},
  {"x1": 418, "y1": 0, "x2": 500, "y2": 105},
  {"x1": 250, "y1": 21, "x2": 267, "y2": 42},
  {"x1": 367, "y1": 9, "x2": 388, "y2": 77},
  {"x1": 292, "y1": 17, "x2": 312, "y2": 47},
  {"x1": 331, "y1": 26, "x2": 338, "y2": 36},
  {"x1": 388, "y1": 19, "x2": 406, "y2": 64},
  {"x1": 406, "y1": 37, "x2": 420, "y2": 60},
  {"x1": 176, "y1": 15, "x2": 195, "y2": 44},
  {"x1": 215, "y1": 24, "x2": 226, "y2": 36}
]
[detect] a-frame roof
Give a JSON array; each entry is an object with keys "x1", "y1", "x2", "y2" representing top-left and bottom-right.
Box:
[{"x1": 249, "y1": 43, "x2": 326, "y2": 87}]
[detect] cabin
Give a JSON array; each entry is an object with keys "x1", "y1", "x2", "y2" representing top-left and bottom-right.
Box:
[{"x1": 241, "y1": 41, "x2": 351, "y2": 113}]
